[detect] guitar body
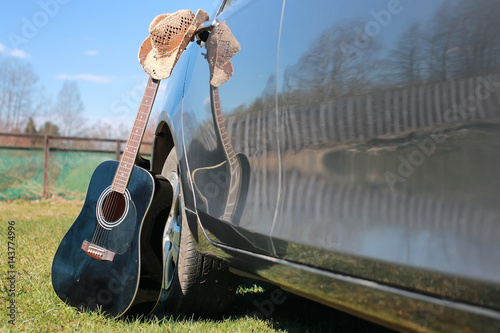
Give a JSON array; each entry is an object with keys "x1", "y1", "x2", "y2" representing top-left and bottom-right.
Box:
[
  {"x1": 192, "y1": 153, "x2": 250, "y2": 225},
  {"x1": 51, "y1": 160, "x2": 164, "y2": 318}
]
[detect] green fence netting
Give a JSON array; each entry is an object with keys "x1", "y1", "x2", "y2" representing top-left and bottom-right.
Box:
[{"x1": 0, "y1": 148, "x2": 115, "y2": 200}]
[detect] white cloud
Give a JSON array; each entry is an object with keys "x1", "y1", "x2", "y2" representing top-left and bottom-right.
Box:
[
  {"x1": 0, "y1": 43, "x2": 30, "y2": 58},
  {"x1": 10, "y1": 49, "x2": 30, "y2": 59},
  {"x1": 56, "y1": 73, "x2": 115, "y2": 83},
  {"x1": 85, "y1": 50, "x2": 98, "y2": 56}
]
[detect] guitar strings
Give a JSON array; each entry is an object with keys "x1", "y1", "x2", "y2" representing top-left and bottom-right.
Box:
[
  {"x1": 92, "y1": 190, "x2": 122, "y2": 247},
  {"x1": 90, "y1": 80, "x2": 156, "y2": 248},
  {"x1": 88, "y1": 80, "x2": 158, "y2": 250}
]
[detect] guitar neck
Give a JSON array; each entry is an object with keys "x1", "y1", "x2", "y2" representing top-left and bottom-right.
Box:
[
  {"x1": 112, "y1": 77, "x2": 160, "y2": 193},
  {"x1": 212, "y1": 86, "x2": 237, "y2": 168},
  {"x1": 211, "y1": 86, "x2": 242, "y2": 221}
]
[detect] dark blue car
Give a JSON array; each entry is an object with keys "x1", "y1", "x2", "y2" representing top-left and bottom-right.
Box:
[{"x1": 150, "y1": 0, "x2": 500, "y2": 331}]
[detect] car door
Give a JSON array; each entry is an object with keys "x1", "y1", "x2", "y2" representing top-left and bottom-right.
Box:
[
  {"x1": 180, "y1": 0, "x2": 285, "y2": 255},
  {"x1": 271, "y1": 0, "x2": 500, "y2": 309}
]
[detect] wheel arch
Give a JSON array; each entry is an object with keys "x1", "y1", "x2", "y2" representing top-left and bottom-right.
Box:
[{"x1": 151, "y1": 118, "x2": 176, "y2": 175}]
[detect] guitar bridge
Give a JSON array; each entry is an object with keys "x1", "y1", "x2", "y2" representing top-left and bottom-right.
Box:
[{"x1": 81, "y1": 240, "x2": 116, "y2": 262}]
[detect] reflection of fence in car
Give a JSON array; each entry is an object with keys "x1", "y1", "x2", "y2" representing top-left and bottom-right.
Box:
[
  {"x1": 269, "y1": 169, "x2": 499, "y2": 258},
  {"x1": 277, "y1": 74, "x2": 499, "y2": 151},
  {"x1": 194, "y1": 74, "x2": 500, "y2": 224},
  {"x1": 201, "y1": 74, "x2": 500, "y2": 154}
]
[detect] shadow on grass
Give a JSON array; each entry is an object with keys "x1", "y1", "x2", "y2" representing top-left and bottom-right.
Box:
[{"x1": 228, "y1": 278, "x2": 397, "y2": 333}]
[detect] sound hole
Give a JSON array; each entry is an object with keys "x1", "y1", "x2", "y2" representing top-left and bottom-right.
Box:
[{"x1": 102, "y1": 191, "x2": 126, "y2": 222}]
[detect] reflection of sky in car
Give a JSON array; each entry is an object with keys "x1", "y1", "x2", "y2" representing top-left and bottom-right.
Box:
[{"x1": 214, "y1": 0, "x2": 444, "y2": 113}]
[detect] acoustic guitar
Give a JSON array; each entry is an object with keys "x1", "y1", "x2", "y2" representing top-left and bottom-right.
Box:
[
  {"x1": 51, "y1": 77, "x2": 168, "y2": 318},
  {"x1": 192, "y1": 85, "x2": 250, "y2": 224}
]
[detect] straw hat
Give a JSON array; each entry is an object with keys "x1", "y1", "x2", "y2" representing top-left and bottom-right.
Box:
[
  {"x1": 206, "y1": 21, "x2": 241, "y2": 87},
  {"x1": 139, "y1": 9, "x2": 209, "y2": 79}
]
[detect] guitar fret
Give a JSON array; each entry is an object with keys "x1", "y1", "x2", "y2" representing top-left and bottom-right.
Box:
[
  {"x1": 123, "y1": 150, "x2": 135, "y2": 158},
  {"x1": 117, "y1": 170, "x2": 131, "y2": 176},
  {"x1": 124, "y1": 159, "x2": 135, "y2": 164},
  {"x1": 111, "y1": 77, "x2": 159, "y2": 190},
  {"x1": 114, "y1": 181, "x2": 127, "y2": 187},
  {"x1": 122, "y1": 156, "x2": 136, "y2": 163},
  {"x1": 115, "y1": 175, "x2": 128, "y2": 182},
  {"x1": 116, "y1": 172, "x2": 129, "y2": 178},
  {"x1": 118, "y1": 163, "x2": 132, "y2": 170}
]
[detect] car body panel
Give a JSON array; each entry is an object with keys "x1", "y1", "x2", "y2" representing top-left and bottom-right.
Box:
[
  {"x1": 153, "y1": 0, "x2": 500, "y2": 330},
  {"x1": 271, "y1": 0, "x2": 500, "y2": 306},
  {"x1": 178, "y1": 0, "x2": 286, "y2": 256}
]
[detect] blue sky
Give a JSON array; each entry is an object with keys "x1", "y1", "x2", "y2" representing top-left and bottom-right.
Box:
[{"x1": 0, "y1": 0, "x2": 221, "y2": 134}]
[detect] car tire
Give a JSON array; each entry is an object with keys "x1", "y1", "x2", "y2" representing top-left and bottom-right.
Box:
[{"x1": 153, "y1": 147, "x2": 239, "y2": 317}]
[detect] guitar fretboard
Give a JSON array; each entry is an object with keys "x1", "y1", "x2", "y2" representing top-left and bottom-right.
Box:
[
  {"x1": 112, "y1": 77, "x2": 160, "y2": 193},
  {"x1": 212, "y1": 86, "x2": 241, "y2": 221},
  {"x1": 213, "y1": 87, "x2": 238, "y2": 170}
]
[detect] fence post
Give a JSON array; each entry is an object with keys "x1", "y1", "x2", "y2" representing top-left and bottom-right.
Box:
[
  {"x1": 42, "y1": 135, "x2": 49, "y2": 199},
  {"x1": 115, "y1": 139, "x2": 121, "y2": 161}
]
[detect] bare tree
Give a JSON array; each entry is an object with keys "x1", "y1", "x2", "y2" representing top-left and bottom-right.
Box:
[
  {"x1": 54, "y1": 80, "x2": 85, "y2": 136},
  {"x1": 0, "y1": 57, "x2": 39, "y2": 131},
  {"x1": 418, "y1": 0, "x2": 500, "y2": 82},
  {"x1": 453, "y1": 0, "x2": 500, "y2": 78},
  {"x1": 283, "y1": 19, "x2": 381, "y2": 104},
  {"x1": 389, "y1": 23, "x2": 424, "y2": 85}
]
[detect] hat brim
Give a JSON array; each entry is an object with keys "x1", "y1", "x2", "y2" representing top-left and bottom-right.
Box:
[
  {"x1": 211, "y1": 61, "x2": 234, "y2": 87},
  {"x1": 138, "y1": 10, "x2": 209, "y2": 80},
  {"x1": 206, "y1": 21, "x2": 240, "y2": 87},
  {"x1": 139, "y1": 35, "x2": 181, "y2": 80}
]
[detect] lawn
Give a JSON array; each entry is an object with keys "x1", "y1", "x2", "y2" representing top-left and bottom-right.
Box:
[{"x1": 0, "y1": 199, "x2": 393, "y2": 332}]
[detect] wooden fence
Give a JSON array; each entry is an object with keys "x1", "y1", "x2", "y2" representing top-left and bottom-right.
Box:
[
  {"x1": 0, "y1": 132, "x2": 152, "y2": 199},
  {"x1": 195, "y1": 73, "x2": 500, "y2": 153}
]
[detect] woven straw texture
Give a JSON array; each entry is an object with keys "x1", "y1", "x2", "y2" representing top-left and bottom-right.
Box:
[
  {"x1": 206, "y1": 21, "x2": 241, "y2": 87},
  {"x1": 139, "y1": 10, "x2": 208, "y2": 79}
]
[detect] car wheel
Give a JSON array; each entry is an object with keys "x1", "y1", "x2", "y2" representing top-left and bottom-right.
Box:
[{"x1": 153, "y1": 147, "x2": 239, "y2": 317}]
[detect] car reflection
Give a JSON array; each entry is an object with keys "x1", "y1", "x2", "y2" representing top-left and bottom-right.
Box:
[{"x1": 187, "y1": 0, "x2": 500, "y2": 310}]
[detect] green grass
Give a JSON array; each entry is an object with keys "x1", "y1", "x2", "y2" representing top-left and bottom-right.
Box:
[{"x1": 0, "y1": 200, "x2": 393, "y2": 332}]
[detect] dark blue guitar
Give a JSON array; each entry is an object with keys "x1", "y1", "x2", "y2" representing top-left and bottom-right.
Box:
[{"x1": 52, "y1": 78, "x2": 168, "y2": 317}]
